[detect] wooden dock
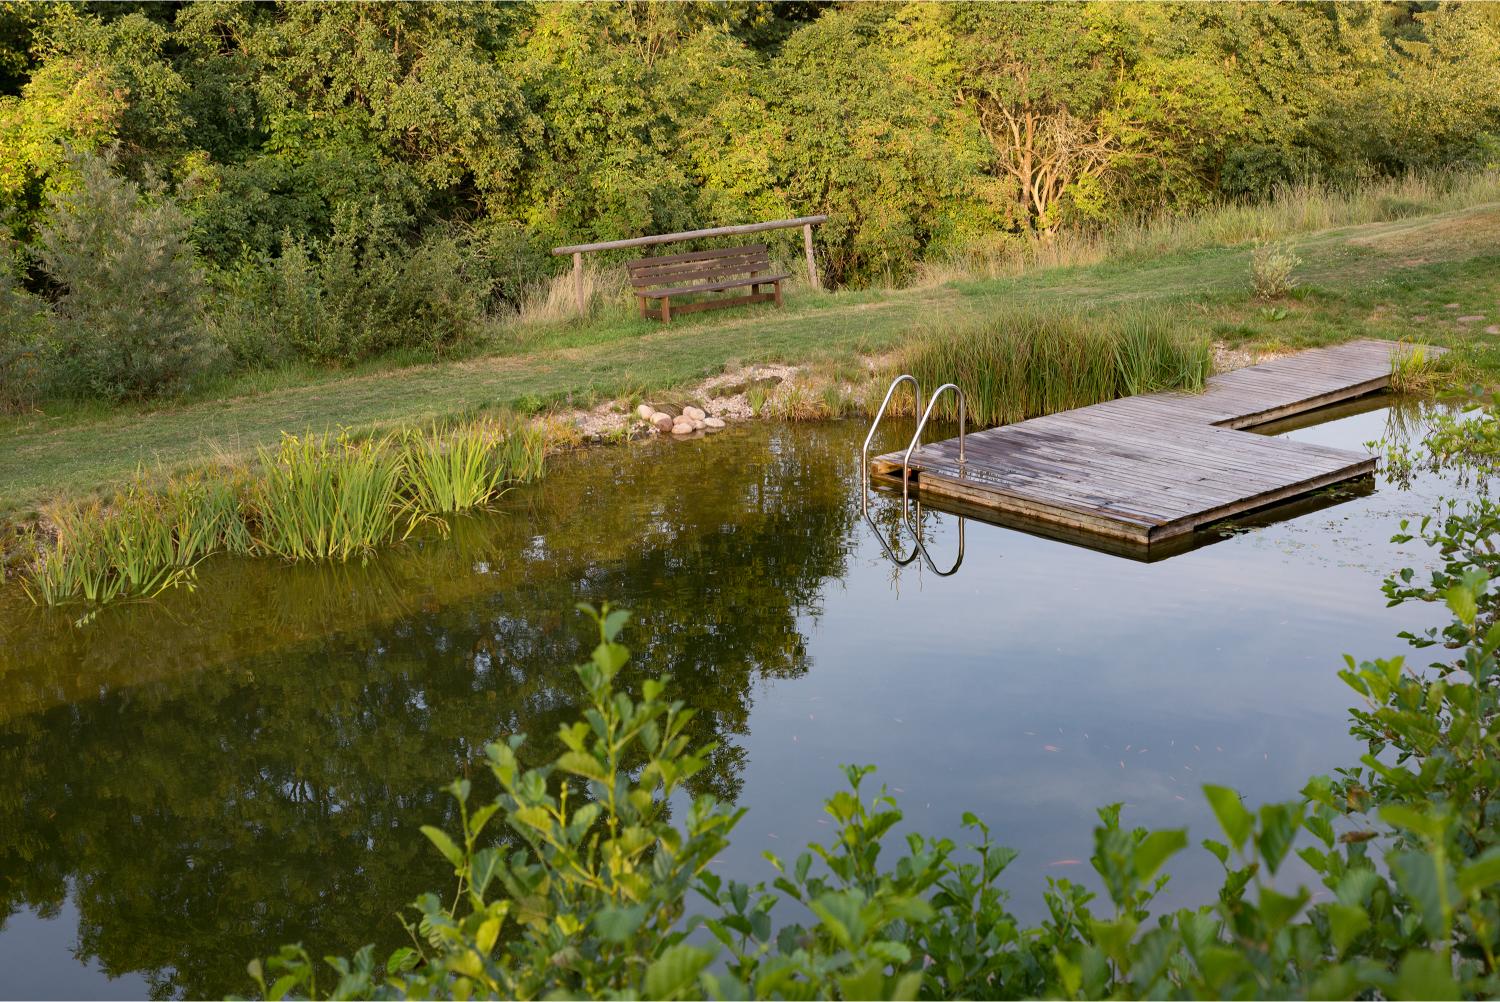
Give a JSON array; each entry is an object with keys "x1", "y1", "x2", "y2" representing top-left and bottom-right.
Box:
[{"x1": 870, "y1": 339, "x2": 1435, "y2": 546}]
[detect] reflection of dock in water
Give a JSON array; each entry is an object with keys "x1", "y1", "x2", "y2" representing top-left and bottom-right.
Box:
[{"x1": 868, "y1": 340, "x2": 1434, "y2": 560}]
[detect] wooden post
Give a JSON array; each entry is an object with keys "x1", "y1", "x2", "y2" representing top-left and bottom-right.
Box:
[
  {"x1": 802, "y1": 223, "x2": 820, "y2": 290},
  {"x1": 572, "y1": 252, "x2": 584, "y2": 314}
]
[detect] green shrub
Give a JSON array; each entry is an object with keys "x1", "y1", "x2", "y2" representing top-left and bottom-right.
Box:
[
  {"x1": 897, "y1": 306, "x2": 1212, "y2": 427},
  {"x1": 0, "y1": 254, "x2": 47, "y2": 413},
  {"x1": 218, "y1": 206, "x2": 488, "y2": 367},
  {"x1": 1249, "y1": 239, "x2": 1301, "y2": 299},
  {"x1": 37, "y1": 153, "x2": 215, "y2": 400}
]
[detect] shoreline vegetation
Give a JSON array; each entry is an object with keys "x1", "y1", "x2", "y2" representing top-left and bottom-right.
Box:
[
  {"x1": 20, "y1": 420, "x2": 546, "y2": 622},
  {"x1": 3, "y1": 170, "x2": 1497, "y2": 525}
]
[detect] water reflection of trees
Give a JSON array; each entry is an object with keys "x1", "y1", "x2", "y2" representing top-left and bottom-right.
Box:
[{"x1": 0, "y1": 424, "x2": 860, "y2": 998}]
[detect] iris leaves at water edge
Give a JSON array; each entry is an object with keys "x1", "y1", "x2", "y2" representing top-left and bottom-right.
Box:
[{"x1": 24, "y1": 418, "x2": 549, "y2": 615}]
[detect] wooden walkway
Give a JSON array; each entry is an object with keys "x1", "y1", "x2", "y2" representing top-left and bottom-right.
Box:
[{"x1": 870, "y1": 339, "x2": 1436, "y2": 546}]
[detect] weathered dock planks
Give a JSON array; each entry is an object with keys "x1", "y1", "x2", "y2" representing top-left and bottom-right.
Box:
[{"x1": 870, "y1": 339, "x2": 1438, "y2": 545}]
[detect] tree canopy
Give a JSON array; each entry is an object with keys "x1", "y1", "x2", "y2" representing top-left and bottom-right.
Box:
[{"x1": 1, "y1": 0, "x2": 1495, "y2": 289}]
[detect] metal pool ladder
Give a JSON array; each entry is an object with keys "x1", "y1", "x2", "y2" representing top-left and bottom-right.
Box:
[
  {"x1": 860, "y1": 375, "x2": 967, "y2": 575},
  {"x1": 861, "y1": 374, "x2": 921, "y2": 493},
  {"x1": 901, "y1": 383, "x2": 967, "y2": 517}
]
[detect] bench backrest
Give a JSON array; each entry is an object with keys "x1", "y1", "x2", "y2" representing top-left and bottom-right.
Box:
[{"x1": 626, "y1": 244, "x2": 773, "y2": 290}]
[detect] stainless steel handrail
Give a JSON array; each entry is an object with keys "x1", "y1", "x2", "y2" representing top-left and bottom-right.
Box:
[
  {"x1": 901, "y1": 383, "x2": 966, "y2": 516},
  {"x1": 906, "y1": 500, "x2": 965, "y2": 576},
  {"x1": 861, "y1": 374, "x2": 921, "y2": 489},
  {"x1": 862, "y1": 506, "x2": 920, "y2": 567}
]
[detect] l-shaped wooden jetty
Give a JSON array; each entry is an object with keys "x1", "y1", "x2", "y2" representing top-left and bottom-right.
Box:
[{"x1": 870, "y1": 339, "x2": 1436, "y2": 546}]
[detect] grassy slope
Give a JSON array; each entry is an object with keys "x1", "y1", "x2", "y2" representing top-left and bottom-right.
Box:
[{"x1": 3, "y1": 202, "x2": 1498, "y2": 517}]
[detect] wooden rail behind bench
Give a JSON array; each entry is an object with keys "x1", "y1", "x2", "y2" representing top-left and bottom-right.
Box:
[{"x1": 553, "y1": 215, "x2": 827, "y2": 314}]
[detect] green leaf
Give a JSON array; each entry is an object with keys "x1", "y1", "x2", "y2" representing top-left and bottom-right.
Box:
[
  {"x1": 594, "y1": 904, "x2": 648, "y2": 944},
  {"x1": 1380, "y1": 804, "x2": 1446, "y2": 842},
  {"x1": 837, "y1": 962, "x2": 884, "y2": 1002},
  {"x1": 1392, "y1": 850, "x2": 1455, "y2": 938},
  {"x1": 809, "y1": 891, "x2": 864, "y2": 949},
  {"x1": 1326, "y1": 903, "x2": 1369, "y2": 954},
  {"x1": 890, "y1": 971, "x2": 924, "y2": 1001},
  {"x1": 1133, "y1": 828, "x2": 1187, "y2": 881},
  {"x1": 602, "y1": 607, "x2": 632, "y2": 641},
  {"x1": 385, "y1": 947, "x2": 417, "y2": 975},
  {"x1": 644, "y1": 943, "x2": 714, "y2": 1000},
  {"x1": 1458, "y1": 847, "x2": 1500, "y2": 896},
  {"x1": 1257, "y1": 885, "x2": 1309, "y2": 933},
  {"x1": 468, "y1": 802, "x2": 500, "y2": 840},
  {"x1": 420, "y1": 825, "x2": 463, "y2": 868},
  {"x1": 1255, "y1": 802, "x2": 1300, "y2": 875},
  {"x1": 1201, "y1": 838, "x2": 1229, "y2": 865},
  {"x1": 1393, "y1": 950, "x2": 1459, "y2": 1001},
  {"x1": 1203, "y1": 786, "x2": 1252, "y2": 850},
  {"x1": 1303, "y1": 814, "x2": 1335, "y2": 849},
  {"x1": 469, "y1": 847, "x2": 503, "y2": 897}
]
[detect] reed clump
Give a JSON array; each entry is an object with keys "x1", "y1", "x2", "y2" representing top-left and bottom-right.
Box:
[
  {"x1": 249, "y1": 432, "x2": 412, "y2": 561},
  {"x1": 26, "y1": 475, "x2": 249, "y2": 620},
  {"x1": 894, "y1": 306, "x2": 1212, "y2": 427},
  {"x1": 1388, "y1": 341, "x2": 1446, "y2": 396},
  {"x1": 402, "y1": 418, "x2": 546, "y2": 514},
  {"x1": 25, "y1": 415, "x2": 550, "y2": 616}
]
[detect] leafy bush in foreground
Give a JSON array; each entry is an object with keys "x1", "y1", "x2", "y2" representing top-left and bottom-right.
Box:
[{"x1": 251, "y1": 485, "x2": 1500, "y2": 1002}]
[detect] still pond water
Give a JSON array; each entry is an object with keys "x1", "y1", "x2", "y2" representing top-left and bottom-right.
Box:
[{"x1": 0, "y1": 398, "x2": 1471, "y2": 999}]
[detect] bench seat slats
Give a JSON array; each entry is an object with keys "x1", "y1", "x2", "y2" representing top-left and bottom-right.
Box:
[
  {"x1": 625, "y1": 242, "x2": 787, "y2": 322},
  {"x1": 638, "y1": 272, "x2": 791, "y2": 298}
]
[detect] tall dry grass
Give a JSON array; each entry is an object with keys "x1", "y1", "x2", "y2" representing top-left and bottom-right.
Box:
[
  {"x1": 893, "y1": 305, "x2": 1212, "y2": 427},
  {"x1": 916, "y1": 169, "x2": 1500, "y2": 285},
  {"x1": 515, "y1": 260, "x2": 630, "y2": 325}
]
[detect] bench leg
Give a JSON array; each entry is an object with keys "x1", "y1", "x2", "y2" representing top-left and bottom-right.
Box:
[
  {"x1": 638, "y1": 295, "x2": 648, "y2": 319},
  {"x1": 661, "y1": 296, "x2": 671, "y2": 323},
  {"x1": 773, "y1": 280, "x2": 783, "y2": 308}
]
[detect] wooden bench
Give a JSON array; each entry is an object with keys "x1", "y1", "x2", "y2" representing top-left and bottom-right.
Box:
[{"x1": 627, "y1": 244, "x2": 790, "y2": 322}]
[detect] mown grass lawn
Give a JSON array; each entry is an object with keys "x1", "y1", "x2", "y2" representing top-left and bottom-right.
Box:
[{"x1": 3, "y1": 202, "x2": 1498, "y2": 519}]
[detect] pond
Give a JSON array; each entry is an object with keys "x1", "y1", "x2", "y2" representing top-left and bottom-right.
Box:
[{"x1": 0, "y1": 397, "x2": 1468, "y2": 999}]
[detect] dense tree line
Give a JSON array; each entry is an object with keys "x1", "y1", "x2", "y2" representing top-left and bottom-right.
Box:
[{"x1": 1, "y1": 1, "x2": 1497, "y2": 400}]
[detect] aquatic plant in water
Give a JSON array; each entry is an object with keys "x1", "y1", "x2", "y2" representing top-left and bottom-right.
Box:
[
  {"x1": 24, "y1": 417, "x2": 550, "y2": 613},
  {"x1": 248, "y1": 432, "x2": 414, "y2": 562},
  {"x1": 26, "y1": 475, "x2": 248, "y2": 621}
]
